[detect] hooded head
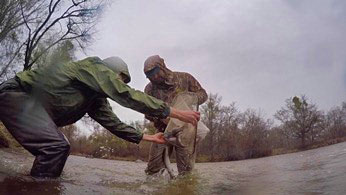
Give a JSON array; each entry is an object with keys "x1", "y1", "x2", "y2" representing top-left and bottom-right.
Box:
[
  {"x1": 143, "y1": 55, "x2": 173, "y2": 85},
  {"x1": 102, "y1": 56, "x2": 131, "y2": 83}
]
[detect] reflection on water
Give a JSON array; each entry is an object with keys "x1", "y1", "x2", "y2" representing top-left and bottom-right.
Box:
[
  {"x1": 0, "y1": 175, "x2": 63, "y2": 195},
  {"x1": 0, "y1": 142, "x2": 345, "y2": 194},
  {"x1": 153, "y1": 172, "x2": 207, "y2": 195}
]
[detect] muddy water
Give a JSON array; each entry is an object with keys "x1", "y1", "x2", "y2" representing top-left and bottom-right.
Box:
[{"x1": 1, "y1": 142, "x2": 346, "y2": 195}]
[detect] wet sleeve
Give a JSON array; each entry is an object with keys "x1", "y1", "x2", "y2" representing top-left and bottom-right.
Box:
[
  {"x1": 73, "y1": 59, "x2": 170, "y2": 119},
  {"x1": 88, "y1": 98, "x2": 143, "y2": 144},
  {"x1": 186, "y1": 73, "x2": 208, "y2": 105}
]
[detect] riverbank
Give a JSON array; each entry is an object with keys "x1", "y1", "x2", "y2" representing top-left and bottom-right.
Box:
[
  {"x1": 195, "y1": 136, "x2": 346, "y2": 163},
  {"x1": 1, "y1": 122, "x2": 346, "y2": 163},
  {"x1": 271, "y1": 137, "x2": 346, "y2": 156},
  {"x1": 0, "y1": 123, "x2": 21, "y2": 149}
]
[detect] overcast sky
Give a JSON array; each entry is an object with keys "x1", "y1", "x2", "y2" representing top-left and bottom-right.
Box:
[{"x1": 77, "y1": 0, "x2": 346, "y2": 125}]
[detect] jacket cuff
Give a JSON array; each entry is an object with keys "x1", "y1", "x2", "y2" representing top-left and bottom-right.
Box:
[
  {"x1": 161, "y1": 106, "x2": 170, "y2": 119},
  {"x1": 136, "y1": 132, "x2": 144, "y2": 144}
]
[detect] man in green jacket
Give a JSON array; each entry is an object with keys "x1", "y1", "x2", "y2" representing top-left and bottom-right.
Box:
[{"x1": 0, "y1": 56, "x2": 200, "y2": 178}]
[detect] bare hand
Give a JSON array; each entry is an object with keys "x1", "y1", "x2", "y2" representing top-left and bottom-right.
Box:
[
  {"x1": 152, "y1": 132, "x2": 166, "y2": 144},
  {"x1": 142, "y1": 132, "x2": 166, "y2": 144},
  {"x1": 179, "y1": 110, "x2": 200, "y2": 126},
  {"x1": 169, "y1": 107, "x2": 200, "y2": 126}
]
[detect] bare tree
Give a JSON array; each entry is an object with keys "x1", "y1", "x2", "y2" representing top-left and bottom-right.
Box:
[
  {"x1": 0, "y1": 0, "x2": 37, "y2": 79},
  {"x1": 324, "y1": 102, "x2": 346, "y2": 139},
  {"x1": 200, "y1": 93, "x2": 222, "y2": 161},
  {"x1": 267, "y1": 125, "x2": 295, "y2": 149},
  {"x1": 0, "y1": 0, "x2": 33, "y2": 42},
  {"x1": 275, "y1": 96, "x2": 322, "y2": 148},
  {"x1": 0, "y1": 0, "x2": 106, "y2": 79},
  {"x1": 20, "y1": 0, "x2": 104, "y2": 70},
  {"x1": 216, "y1": 103, "x2": 240, "y2": 160},
  {"x1": 238, "y1": 109, "x2": 271, "y2": 158}
]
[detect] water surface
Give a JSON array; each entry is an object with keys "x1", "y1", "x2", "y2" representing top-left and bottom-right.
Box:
[{"x1": 1, "y1": 142, "x2": 345, "y2": 194}]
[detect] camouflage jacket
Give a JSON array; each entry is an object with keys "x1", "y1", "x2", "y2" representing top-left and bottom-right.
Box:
[{"x1": 144, "y1": 71, "x2": 207, "y2": 131}]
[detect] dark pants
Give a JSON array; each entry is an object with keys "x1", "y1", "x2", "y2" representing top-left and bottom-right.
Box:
[{"x1": 0, "y1": 78, "x2": 70, "y2": 178}]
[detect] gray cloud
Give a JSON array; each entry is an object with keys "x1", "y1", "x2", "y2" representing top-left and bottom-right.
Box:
[{"x1": 78, "y1": 0, "x2": 346, "y2": 122}]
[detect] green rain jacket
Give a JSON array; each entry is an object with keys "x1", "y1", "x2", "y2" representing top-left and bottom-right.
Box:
[{"x1": 16, "y1": 57, "x2": 170, "y2": 144}]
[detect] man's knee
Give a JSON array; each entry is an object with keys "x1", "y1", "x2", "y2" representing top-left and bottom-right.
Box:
[
  {"x1": 59, "y1": 132, "x2": 71, "y2": 151},
  {"x1": 60, "y1": 141, "x2": 71, "y2": 155},
  {"x1": 47, "y1": 139, "x2": 70, "y2": 156}
]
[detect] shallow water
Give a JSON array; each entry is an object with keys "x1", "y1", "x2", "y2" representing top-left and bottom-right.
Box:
[{"x1": 1, "y1": 142, "x2": 345, "y2": 195}]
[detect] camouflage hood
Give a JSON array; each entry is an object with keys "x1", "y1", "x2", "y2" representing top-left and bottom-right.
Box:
[{"x1": 143, "y1": 55, "x2": 174, "y2": 86}]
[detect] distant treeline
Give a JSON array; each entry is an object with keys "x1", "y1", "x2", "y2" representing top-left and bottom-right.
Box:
[
  {"x1": 3, "y1": 93, "x2": 337, "y2": 162},
  {"x1": 197, "y1": 94, "x2": 346, "y2": 161},
  {"x1": 0, "y1": 94, "x2": 345, "y2": 162}
]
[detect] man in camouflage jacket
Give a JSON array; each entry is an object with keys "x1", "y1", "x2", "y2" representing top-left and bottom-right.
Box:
[
  {"x1": 143, "y1": 55, "x2": 207, "y2": 175},
  {"x1": 0, "y1": 56, "x2": 200, "y2": 178}
]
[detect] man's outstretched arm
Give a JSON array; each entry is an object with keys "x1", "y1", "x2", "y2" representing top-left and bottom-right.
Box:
[
  {"x1": 88, "y1": 98, "x2": 200, "y2": 145},
  {"x1": 142, "y1": 108, "x2": 200, "y2": 144}
]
